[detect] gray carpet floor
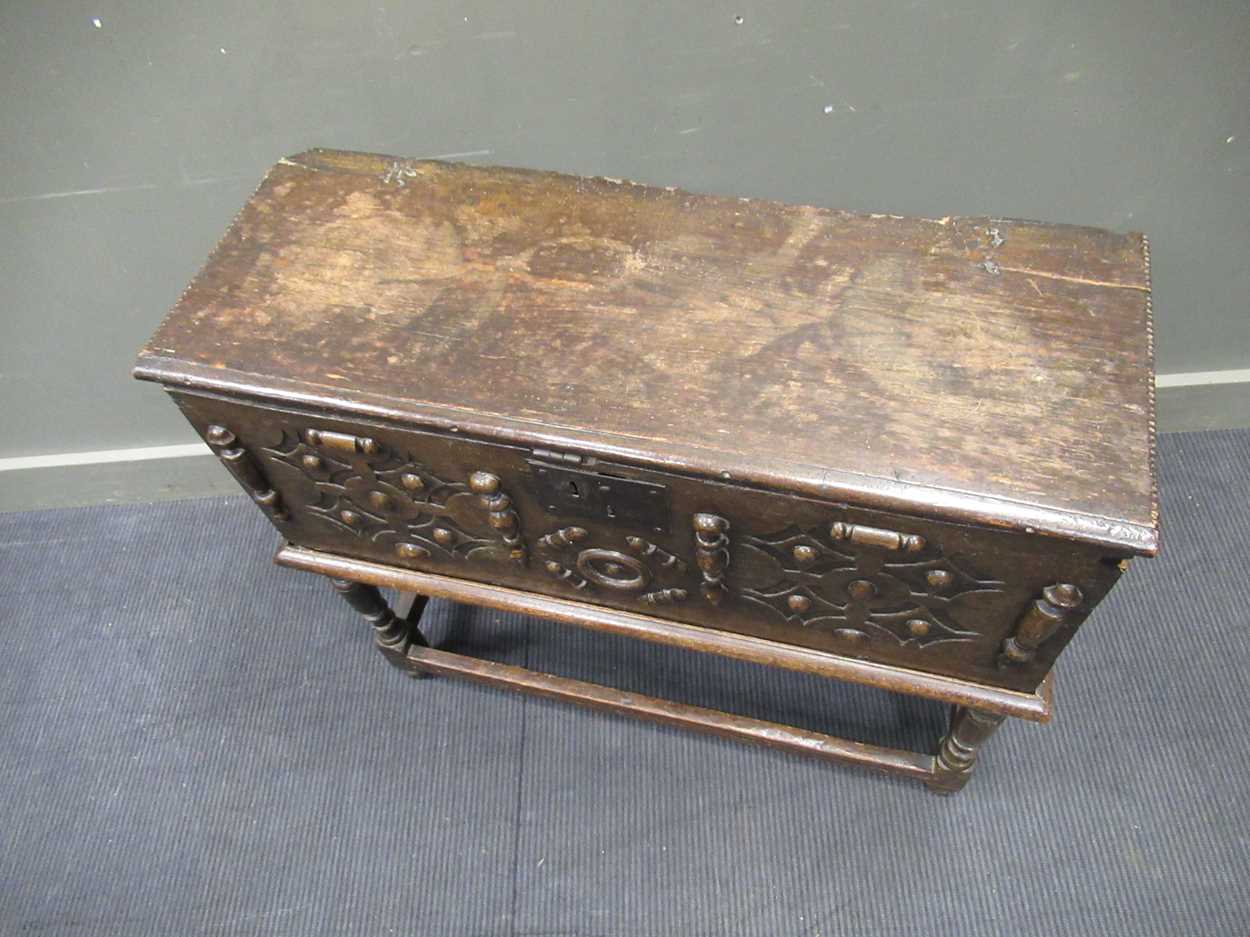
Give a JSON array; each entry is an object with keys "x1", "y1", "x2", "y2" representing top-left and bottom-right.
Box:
[{"x1": 1, "y1": 429, "x2": 1247, "y2": 936}]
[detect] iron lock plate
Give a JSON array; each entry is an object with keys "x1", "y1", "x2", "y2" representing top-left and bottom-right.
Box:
[{"x1": 528, "y1": 458, "x2": 670, "y2": 532}]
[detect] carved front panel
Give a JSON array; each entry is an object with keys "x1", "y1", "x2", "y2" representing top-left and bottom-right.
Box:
[
  {"x1": 173, "y1": 391, "x2": 1123, "y2": 694},
  {"x1": 264, "y1": 428, "x2": 507, "y2": 563},
  {"x1": 734, "y1": 523, "x2": 1004, "y2": 650}
]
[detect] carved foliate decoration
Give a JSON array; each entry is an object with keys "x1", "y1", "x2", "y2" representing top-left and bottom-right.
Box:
[
  {"x1": 538, "y1": 527, "x2": 690, "y2": 605},
  {"x1": 736, "y1": 523, "x2": 1003, "y2": 649},
  {"x1": 264, "y1": 429, "x2": 526, "y2": 566}
]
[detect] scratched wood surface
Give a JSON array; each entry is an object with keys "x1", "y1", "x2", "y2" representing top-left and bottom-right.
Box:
[{"x1": 136, "y1": 148, "x2": 1158, "y2": 553}]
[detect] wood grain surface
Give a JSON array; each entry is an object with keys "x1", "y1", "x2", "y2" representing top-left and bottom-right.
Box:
[{"x1": 135, "y1": 148, "x2": 1158, "y2": 554}]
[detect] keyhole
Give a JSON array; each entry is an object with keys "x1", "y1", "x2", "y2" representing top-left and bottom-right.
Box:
[
  {"x1": 568, "y1": 480, "x2": 581, "y2": 499},
  {"x1": 606, "y1": 504, "x2": 616, "y2": 518}
]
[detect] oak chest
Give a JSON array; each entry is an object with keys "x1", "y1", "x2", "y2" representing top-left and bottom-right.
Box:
[{"x1": 134, "y1": 148, "x2": 1159, "y2": 792}]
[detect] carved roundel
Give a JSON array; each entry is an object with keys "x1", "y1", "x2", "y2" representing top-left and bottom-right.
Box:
[
  {"x1": 538, "y1": 527, "x2": 690, "y2": 605},
  {"x1": 575, "y1": 549, "x2": 650, "y2": 592}
]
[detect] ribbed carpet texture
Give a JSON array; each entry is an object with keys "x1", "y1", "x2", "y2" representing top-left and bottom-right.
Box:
[{"x1": 1, "y1": 429, "x2": 1247, "y2": 936}]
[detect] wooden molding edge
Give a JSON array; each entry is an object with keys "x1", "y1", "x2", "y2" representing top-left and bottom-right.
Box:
[
  {"x1": 274, "y1": 543, "x2": 1055, "y2": 722},
  {"x1": 134, "y1": 362, "x2": 1159, "y2": 556}
]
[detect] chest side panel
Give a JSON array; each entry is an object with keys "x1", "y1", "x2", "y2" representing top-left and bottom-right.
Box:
[{"x1": 174, "y1": 392, "x2": 1124, "y2": 694}]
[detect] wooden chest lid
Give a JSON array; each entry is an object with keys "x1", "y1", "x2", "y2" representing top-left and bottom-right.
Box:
[{"x1": 135, "y1": 148, "x2": 1159, "y2": 556}]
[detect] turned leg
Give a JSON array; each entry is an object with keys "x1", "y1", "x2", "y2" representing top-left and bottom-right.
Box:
[
  {"x1": 331, "y1": 579, "x2": 430, "y2": 671},
  {"x1": 926, "y1": 706, "x2": 1006, "y2": 794}
]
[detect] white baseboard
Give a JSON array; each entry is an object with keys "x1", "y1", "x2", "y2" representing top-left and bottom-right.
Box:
[
  {"x1": 0, "y1": 442, "x2": 209, "y2": 473},
  {"x1": 1155, "y1": 368, "x2": 1250, "y2": 388}
]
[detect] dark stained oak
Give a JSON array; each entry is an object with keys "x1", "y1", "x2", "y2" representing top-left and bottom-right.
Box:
[
  {"x1": 134, "y1": 148, "x2": 1160, "y2": 793},
  {"x1": 927, "y1": 707, "x2": 1008, "y2": 794},
  {"x1": 169, "y1": 392, "x2": 1121, "y2": 696},
  {"x1": 331, "y1": 577, "x2": 429, "y2": 659},
  {"x1": 135, "y1": 148, "x2": 1158, "y2": 555},
  {"x1": 277, "y1": 543, "x2": 1054, "y2": 722},
  {"x1": 400, "y1": 645, "x2": 938, "y2": 783}
]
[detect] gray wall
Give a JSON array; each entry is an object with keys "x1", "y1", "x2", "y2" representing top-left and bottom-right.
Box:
[{"x1": 3, "y1": 1, "x2": 1248, "y2": 462}]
